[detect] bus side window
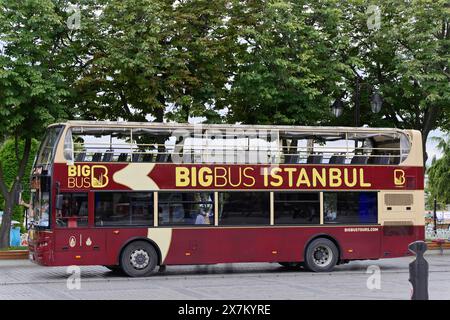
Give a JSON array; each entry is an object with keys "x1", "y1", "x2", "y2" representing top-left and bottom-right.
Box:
[
  {"x1": 56, "y1": 193, "x2": 88, "y2": 228},
  {"x1": 158, "y1": 192, "x2": 214, "y2": 226},
  {"x1": 324, "y1": 192, "x2": 377, "y2": 224},
  {"x1": 94, "y1": 192, "x2": 154, "y2": 227}
]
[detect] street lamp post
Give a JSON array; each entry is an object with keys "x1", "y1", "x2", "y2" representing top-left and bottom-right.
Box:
[
  {"x1": 433, "y1": 197, "x2": 437, "y2": 235},
  {"x1": 370, "y1": 92, "x2": 383, "y2": 113},
  {"x1": 331, "y1": 99, "x2": 344, "y2": 118},
  {"x1": 354, "y1": 76, "x2": 360, "y2": 127},
  {"x1": 331, "y1": 76, "x2": 383, "y2": 126}
]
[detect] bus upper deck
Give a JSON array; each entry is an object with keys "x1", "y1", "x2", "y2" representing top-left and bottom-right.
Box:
[{"x1": 35, "y1": 121, "x2": 422, "y2": 169}]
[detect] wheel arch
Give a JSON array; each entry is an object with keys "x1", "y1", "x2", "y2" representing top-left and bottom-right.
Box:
[{"x1": 117, "y1": 237, "x2": 162, "y2": 266}]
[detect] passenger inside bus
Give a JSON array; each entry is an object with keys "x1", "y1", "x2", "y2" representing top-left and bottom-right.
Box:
[
  {"x1": 56, "y1": 193, "x2": 88, "y2": 228},
  {"x1": 158, "y1": 192, "x2": 213, "y2": 226}
]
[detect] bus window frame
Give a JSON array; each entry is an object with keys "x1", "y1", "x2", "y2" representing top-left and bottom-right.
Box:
[
  {"x1": 35, "y1": 125, "x2": 64, "y2": 168},
  {"x1": 93, "y1": 191, "x2": 155, "y2": 228},
  {"x1": 55, "y1": 191, "x2": 89, "y2": 229}
]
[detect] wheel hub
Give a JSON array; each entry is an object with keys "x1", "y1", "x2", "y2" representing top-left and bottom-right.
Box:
[
  {"x1": 312, "y1": 245, "x2": 332, "y2": 267},
  {"x1": 130, "y1": 249, "x2": 150, "y2": 269}
]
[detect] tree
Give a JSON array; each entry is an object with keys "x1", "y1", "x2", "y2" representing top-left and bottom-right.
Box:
[
  {"x1": 70, "y1": 0, "x2": 235, "y2": 123},
  {"x1": 427, "y1": 134, "x2": 450, "y2": 205},
  {"x1": 0, "y1": 0, "x2": 72, "y2": 248},
  {"x1": 0, "y1": 139, "x2": 39, "y2": 232},
  {"x1": 331, "y1": 0, "x2": 450, "y2": 163},
  {"x1": 227, "y1": 0, "x2": 349, "y2": 125}
]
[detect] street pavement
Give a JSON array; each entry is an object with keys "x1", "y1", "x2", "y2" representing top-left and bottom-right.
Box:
[{"x1": 0, "y1": 251, "x2": 449, "y2": 300}]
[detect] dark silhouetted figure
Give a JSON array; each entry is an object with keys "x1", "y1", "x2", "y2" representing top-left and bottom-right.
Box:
[{"x1": 408, "y1": 241, "x2": 429, "y2": 300}]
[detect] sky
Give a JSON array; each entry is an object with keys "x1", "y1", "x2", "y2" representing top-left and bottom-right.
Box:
[{"x1": 426, "y1": 129, "x2": 445, "y2": 166}]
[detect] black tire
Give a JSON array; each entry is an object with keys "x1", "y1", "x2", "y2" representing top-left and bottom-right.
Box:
[
  {"x1": 304, "y1": 238, "x2": 339, "y2": 272},
  {"x1": 120, "y1": 241, "x2": 158, "y2": 277},
  {"x1": 278, "y1": 262, "x2": 302, "y2": 269},
  {"x1": 104, "y1": 265, "x2": 122, "y2": 273}
]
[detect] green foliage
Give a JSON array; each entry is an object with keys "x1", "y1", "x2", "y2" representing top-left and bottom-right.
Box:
[
  {"x1": 1, "y1": 0, "x2": 448, "y2": 131},
  {"x1": 425, "y1": 187, "x2": 447, "y2": 211},
  {"x1": 0, "y1": 0, "x2": 447, "y2": 248},
  {"x1": 228, "y1": 0, "x2": 349, "y2": 125},
  {"x1": 0, "y1": 0, "x2": 72, "y2": 247},
  {"x1": 0, "y1": 0, "x2": 71, "y2": 139},
  {"x1": 0, "y1": 138, "x2": 39, "y2": 232},
  {"x1": 427, "y1": 134, "x2": 450, "y2": 204},
  {"x1": 70, "y1": 0, "x2": 234, "y2": 123},
  {"x1": 329, "y1": 0, "x2": 449, "y2": 162},
  {"x1": 58, "y1": 0, "x2": 450, "y2": 143},
  {"x1": 0, "y1": 246, "x2": 28, "y2": 251}
]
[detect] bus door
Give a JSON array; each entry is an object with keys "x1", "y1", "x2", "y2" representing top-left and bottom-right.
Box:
[{"x1": 53, "y1": 192, "x2": 107, "y2": 264}]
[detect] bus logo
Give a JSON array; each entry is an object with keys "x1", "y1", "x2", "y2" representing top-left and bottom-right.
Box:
[
  {"x1": 67, "y1": 165, "x2": 109, "y2": 189},
  {"x1": 394, "y1": 169, "x2": 406, "y2": 186},
  {"x1": 91, "y1": 165, "x2": 109, "y2": 188}
]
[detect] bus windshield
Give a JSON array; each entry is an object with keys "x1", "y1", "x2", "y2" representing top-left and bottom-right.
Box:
[
  {"x1": 30, "y1": 176, "x2": 51, "y2": 228},
  {"x1": 35, "y1": 126, "x2": 63, "y2": 167}
]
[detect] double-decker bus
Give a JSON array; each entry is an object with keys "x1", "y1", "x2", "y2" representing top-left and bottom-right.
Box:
[{"x1": 28, "y1": 121, "x2": 424, "y2": 276}]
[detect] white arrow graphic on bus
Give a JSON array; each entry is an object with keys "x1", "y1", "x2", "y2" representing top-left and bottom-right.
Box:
[{"x1": 113, "y1": 163, "x2": 159, "y2": 190}]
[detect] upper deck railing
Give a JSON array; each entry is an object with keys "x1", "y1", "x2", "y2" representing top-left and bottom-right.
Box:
[{"x1": 53, "y1": 122, "x2": 414, "y2": 166}]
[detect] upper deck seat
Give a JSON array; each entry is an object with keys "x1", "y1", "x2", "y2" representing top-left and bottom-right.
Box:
[
  {"x1": 142, "y1": 154, "x2": 154, "y2": 162},
  {"x1": 117, "y1": 153, "x2": 128, "y2": 162},
  {"x1": 307, "y1": 154, "x2": 323, "y2": 164},
  {"x1": 371, "y1": 155, "x2": 390, "y2": 165},
  {"x1": 156, "y1": 153, "x2": 170, "y2": 162},
  {"x1": 350, "y1": 155, "x2": 368, "y2": 164},
  {"x1": 102, "y1": 150, "x2": 114, "y2": 162},
  {"x1": 329, "y1": 154, "x2": 345, "y2": 164},
  {"x1": 92, "y1": 152, "x2": 102, "y2": 162},
  {"x1": 75, "y1": 152, "x2": 86, "y2": 162},
  {"x1": 132, "y1": 154, "x2": 141, "y2": 162},
  {"x1": 285, "y1": 154, "x2": 299, "y2": 164},
  {"x1": 390, "y1": 155, "x2": 400, "y2": 165}
]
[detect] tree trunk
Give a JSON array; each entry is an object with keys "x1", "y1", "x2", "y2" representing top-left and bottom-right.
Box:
[
  {"x1": 0, "y1": 137, "x2": 32, "y2": 249},
  {"x1": 422, "y1": 133, "x2": 429, "y2": 170},
  {"x1": 181, "y1": 104, "x2": 190, "y2": 122},
  {"x1": 421, "y1": 104, "x2": 440, "y2": 172},
  {"x1": 0, "y1": 197, "x2": 13, "y2": 248}
]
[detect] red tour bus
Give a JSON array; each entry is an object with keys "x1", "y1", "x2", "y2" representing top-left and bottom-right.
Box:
[{"x1": 28, "y1": 121, "x2": 424, "y2": 276}]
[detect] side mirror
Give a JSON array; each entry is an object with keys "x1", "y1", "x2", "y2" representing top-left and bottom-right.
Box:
[{"x1": 55, "y1": 194, "x2": 64, "y2": 211}]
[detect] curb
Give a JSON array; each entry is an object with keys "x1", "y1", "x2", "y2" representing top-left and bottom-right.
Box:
[
  {"x1": 0, "y1": 250, "x2": 28, "y2": 260},
  {"x1": 426, "y1": 242, "x2": 450, "y2": 250}
]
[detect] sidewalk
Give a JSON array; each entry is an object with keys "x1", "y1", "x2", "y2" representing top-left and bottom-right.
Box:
[{"x1": 0, "y1": 249, "x2": 448, "y2": 266}]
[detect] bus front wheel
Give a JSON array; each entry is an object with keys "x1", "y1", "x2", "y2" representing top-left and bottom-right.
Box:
[
  {"x1": 304, "y1": 238, "x2": 339, "y2": 272},
  {"x1": 120, "y1": 241, "x2": 158, "y2": 277}
]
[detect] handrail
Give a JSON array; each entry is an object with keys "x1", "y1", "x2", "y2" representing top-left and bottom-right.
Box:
[
  {"x1": 67, "y1": 127, "x2": 409, "y2": 164},
  {"x1": 73, "y1": 143, "x2": 404, "y2": 152}
]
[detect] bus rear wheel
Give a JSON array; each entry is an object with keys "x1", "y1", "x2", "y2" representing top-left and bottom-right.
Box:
[
  {"x1": 120, "y1": 241, "x2": 158, "y2": 277},
  {"x1": 304, "y1": 238, "x2": 339, "y2": 272}
]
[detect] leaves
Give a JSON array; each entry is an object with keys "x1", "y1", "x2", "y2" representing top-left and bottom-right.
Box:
[
  {"x1": 0, "y1": 0, "x2": 71, "y2": 139},
  {"x1": 68, "y1": 0, "x2": 235, "y2": 123},
  {"x1": 227, "y1": 0, "x2": 345, "y2": 125},
  {"x1": 427, "y1": 135, "x2": 450, "y2": 204}
]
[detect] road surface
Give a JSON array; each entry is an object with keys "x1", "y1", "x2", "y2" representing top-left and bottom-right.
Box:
[{"x1": 0, "y1": 252, "x2": 449, "y2": 300}]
